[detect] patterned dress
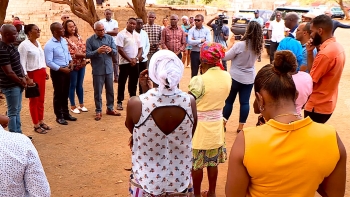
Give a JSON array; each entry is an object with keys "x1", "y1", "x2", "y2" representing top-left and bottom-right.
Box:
[
  {"x1": 130, "y1": 88, "x2": 194, "y2": 196},
  {"x1": 65, "y1": 35, "x2": 86, "y2": 71}
]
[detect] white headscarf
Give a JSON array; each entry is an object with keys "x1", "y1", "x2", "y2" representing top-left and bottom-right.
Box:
[
  {"x1": 181, "y1": 16, "x2": 189, "y2": 21},
  {"x1": 149, "y1": 50, "x2": 184, "y2": 95}
]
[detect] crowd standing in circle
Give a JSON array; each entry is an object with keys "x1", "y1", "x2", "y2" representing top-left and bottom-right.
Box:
[{"x1": 0, "y1": 9, "x2": 347, "y2": 197}]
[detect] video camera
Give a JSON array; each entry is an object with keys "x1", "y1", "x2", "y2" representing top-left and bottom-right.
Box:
[{"x1": 214, "y1": 13, "x2": 229, "y2": 36}]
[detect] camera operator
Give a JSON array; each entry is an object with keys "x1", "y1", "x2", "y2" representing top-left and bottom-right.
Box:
[{"x1": 207, "y1": 16, "x2": 229, "y2": 70}]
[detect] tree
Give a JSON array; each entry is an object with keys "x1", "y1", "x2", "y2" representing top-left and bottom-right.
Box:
[
  {"x1": 44, "y1": 0, "x2": 99, "y2": 28},
  {"x1": 156, "y1": 0, "x2": 188, "y2": 5},
  {"x1": 338, "y1": 0, "x2": 350, "y2": 19},
  {"x1": 0, "y1": 0, "x2": 9, "y2": 25},
  {"x1": 128, "y1": 0, "x2": 147, "y2": 23}
]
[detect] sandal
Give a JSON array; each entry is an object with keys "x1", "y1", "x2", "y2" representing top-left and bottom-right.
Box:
[
  {"x1": 40, "y1": 123, "x2": 51, "y2": 130},
  {"x1": 201, "y1": 191, "x2": 208, "y2": 197},
  {"x1": 34, "y1": 126, "x2": 47, "y2": 134},
  {"x1": 95, "y1": 113, "x2": 102, "y2": 121}
]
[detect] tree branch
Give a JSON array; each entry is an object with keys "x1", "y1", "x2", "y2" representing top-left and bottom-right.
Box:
[{"x1": 0, "y1": 0, "x2": 9, "y2": 25}]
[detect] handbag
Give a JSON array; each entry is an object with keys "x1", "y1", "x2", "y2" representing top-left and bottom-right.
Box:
[{"x1": 25, "y1": 83, "x2": 40, "y2": 98}]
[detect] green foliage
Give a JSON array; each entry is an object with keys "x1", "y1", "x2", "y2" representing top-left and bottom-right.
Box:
[
  {"x1": 204, "y1": 0, "x2": 230, "y2": 8},
  {"x1": 156, "y1": 0, "x2": 188, "y2": 5}
]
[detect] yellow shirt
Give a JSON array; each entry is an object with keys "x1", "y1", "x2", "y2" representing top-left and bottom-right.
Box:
[
  {"x1": 189, "y1": 67, "x2": 231, "y2": 150},
  {"x1": 243, "y1": 117, "x2": 339, "y2": 196}
]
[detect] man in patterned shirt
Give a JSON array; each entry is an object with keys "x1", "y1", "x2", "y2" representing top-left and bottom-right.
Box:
[
  {"x1": 161, "y1": 14, "x2": 186, "y2": 59},
  {"x1": 143, "y1": 12, "x2": 161, "y2": 65}
]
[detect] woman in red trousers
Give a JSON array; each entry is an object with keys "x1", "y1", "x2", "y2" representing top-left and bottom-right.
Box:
[{"x1": 18, "y1": 24, "x2": 50, "y2": 134}]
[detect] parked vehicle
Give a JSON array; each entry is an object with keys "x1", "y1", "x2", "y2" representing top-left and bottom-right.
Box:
[
  {"x1": 231, "y1": 9, "x2": 273, "y2": 40},
  {"x1": 263, "y1": 7, "x2": 310, "y2": 55},
  {"x1": 330, "y1": 7, "x2": 345, "y2": 19}
]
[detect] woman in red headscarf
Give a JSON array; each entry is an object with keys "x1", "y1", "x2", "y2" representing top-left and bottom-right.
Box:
[{"x1": 188, "y1": 42, "x2": 232, "y2": 197}]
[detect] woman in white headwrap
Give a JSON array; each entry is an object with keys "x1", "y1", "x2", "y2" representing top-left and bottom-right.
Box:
[{"x1": 125, "y1": 50, "x2": 198, "y2": 196}]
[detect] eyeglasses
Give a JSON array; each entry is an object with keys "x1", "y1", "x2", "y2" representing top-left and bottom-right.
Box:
[
  {"x1": 194, "y1": 19, "x2": 201, "y2": 22},
  {"x1": 170, "y1": 19, "x2": 177, "y2": 21}
]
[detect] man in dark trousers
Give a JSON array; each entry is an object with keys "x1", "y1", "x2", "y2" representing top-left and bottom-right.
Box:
[{"x1": 44, "y1": 22, "x2": 77, "y2": 125}]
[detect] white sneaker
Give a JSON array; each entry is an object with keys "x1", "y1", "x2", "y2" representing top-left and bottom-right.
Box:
[
  {"x1": 78, "y1": 106, "x2": 88, "y2": 112},
  {"x1": 71, "y1": 108, "x2": 81, "y2": 114}
]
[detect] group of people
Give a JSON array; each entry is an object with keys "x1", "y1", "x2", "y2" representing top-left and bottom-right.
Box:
[{"x1": 0, "y1": 8, "x2": 347, "y2": 197}]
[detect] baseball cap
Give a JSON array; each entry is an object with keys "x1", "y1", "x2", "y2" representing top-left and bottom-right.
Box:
[
  {"x1": 254, "y1": 10, "x2": 259, "y2": 14},
  {"x1": 12, "y1": 20, "x2": 23, "y2": 26}
]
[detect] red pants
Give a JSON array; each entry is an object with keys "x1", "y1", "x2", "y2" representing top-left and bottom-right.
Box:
[{"x1": 27, "y1": 68, "x2": 46, "y2": 125}]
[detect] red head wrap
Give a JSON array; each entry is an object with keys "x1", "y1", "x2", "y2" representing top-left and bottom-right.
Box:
[{"x1": 200, "y1": 42, "x2": 225, "y2": 70}]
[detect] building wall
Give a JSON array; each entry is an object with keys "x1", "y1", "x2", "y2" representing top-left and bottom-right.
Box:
[{"x1": 4, "y1": 0, "x2": 223, "y2": 45}]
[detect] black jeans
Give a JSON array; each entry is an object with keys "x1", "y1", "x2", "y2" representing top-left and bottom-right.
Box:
[
  {"x1": 177, "y1": 53, "x2": 182, "y2": 60},
  {"x1": 138, "y1": 61, "x2": 147, "y2": 94},
  {"x1": 222, "y1": 60, "x2": 227, "y2": 71},
  {"x1": 190, "y1": 51, "x2": 200, "y2": 78},
  {"x1": 50, "y1": 69, "x2": 70, "y2": 119},
  {"x1": 117, "y1": 63, "x2": 139, "y2": 104},
  {"x1": 269, "y1": 41, "x2": 279, "y2": 64},
  {"x1": 304, "y1": 109, "x2": 332, "y2": 124}
]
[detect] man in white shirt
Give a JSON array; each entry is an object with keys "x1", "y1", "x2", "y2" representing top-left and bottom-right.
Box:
[
  {"x1": 116, "y1": 18, "x2": 142, "y2": 110},
  {"x1": 100, "y1": 9, "x2": 119, "y2": 83},
  {"x1": 268, "y1": 11, "x2": 288, "y2": 63},
  {"x1": 135, "y1": 18, "x2": 150, "y2": 94},
  {"x1": 0, "y1": 114, "x2": 50, "y2": 197}
]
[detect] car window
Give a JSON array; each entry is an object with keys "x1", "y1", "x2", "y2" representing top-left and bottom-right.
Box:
[
  {"x1": 270, "y1": 8, "x2": 309, "y2": 21},
  {"x1": 332, "y1": 7, "x2": 341, "y2": 11}
]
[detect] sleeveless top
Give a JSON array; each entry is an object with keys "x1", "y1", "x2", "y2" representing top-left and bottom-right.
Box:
[
  {"x1": 243, "y1": 117, "x2": 339, "y2": 196},
  {"x1": 132, "y1": 88, "x2": 194, "y2": 195}
]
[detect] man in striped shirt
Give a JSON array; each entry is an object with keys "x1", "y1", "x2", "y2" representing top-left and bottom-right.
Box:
[
  {"x1": 0, "y1": 25, "x2": 30, "y2": 133},
  {"x1": 143, "y1": 12, "x2": 162, "y2": 65}
]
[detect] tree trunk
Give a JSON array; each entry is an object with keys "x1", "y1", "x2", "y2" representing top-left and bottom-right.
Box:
[
  {"x1": 0, "y1": 0, "x2": 9, "y2": 25},
  {"x1": 128, "y1": 0, "x2": 147, "y2": 23},
  {"x1": 338, "y1": 0, "x2": 350, "y2": 20},
  {"x1": 44, "y1": 0, "x2": 100, "y2": 28}
]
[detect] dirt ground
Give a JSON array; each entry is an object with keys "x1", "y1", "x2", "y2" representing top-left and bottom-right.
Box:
[{"x1": 1, "y1": 28, "x2": 350, "y2": 197}]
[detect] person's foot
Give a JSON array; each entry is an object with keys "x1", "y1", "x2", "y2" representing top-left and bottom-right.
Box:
[
  {"x1": 117, "y1": 103, "x2": 123, "y2": 110},
  {"x1": 70, "y1": 107, "x2": 81, "y2": 114},
  {"x1": 77, "y1": 106, "x2": 88, "y2": 112},
  {"x1": 106, "y1": 109, "x2": 121, "y2": 116},
  {"x1": 34, "y1": 126, "x2": 47, "y2": 134},
  {"x1": 64, "y1": 114, "x2": 77, "y2": 121},
  {"x1": 95, "y1": 113, "x2": 102, "y2": 121},
  {"x1": 28, "y1": 136, "x2": 33, "y2": 140},
  {"x1": 56, "y1": 118, "x2": 68, "y2": 125},
  {"x1": 39, "y1": 123, "x2": 51, "y2": 130}
]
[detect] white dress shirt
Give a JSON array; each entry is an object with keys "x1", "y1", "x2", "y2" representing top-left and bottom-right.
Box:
[
  {"x1": 139, "y1": 29, "x2": 150, "y2": 62},
  {"x1": 116, "y1": 29, "x2": 142, "y2": 65},
  {"x1": 0, "y1": 126, "x2": 50, "y2": 197},
  {"x1": 268, "y1": 20, "x2": 287, "y2": 43},
  {"x1": 100, "y1": 18, "x2": 119, "y2": 43},
  {"x1": 18, "y1": 40, "x2": 46, "y2": 75}
]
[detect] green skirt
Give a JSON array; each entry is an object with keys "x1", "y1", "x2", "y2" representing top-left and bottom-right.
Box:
[{"x1": 192, "y1": 145, "x2": 227, "y2": 170}]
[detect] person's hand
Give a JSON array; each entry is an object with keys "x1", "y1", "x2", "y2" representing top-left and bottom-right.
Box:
[
  {"x1": 220, "y1": 32, "x2": 224, "y2": 38},
  {"x1": 201, "y1": 38, "x2": 206, "y2": 43},
  {"x1": 97, "y1": 45, "x2": 107, "y2": 54},
  {"x1": 20, "y1": 77, "x2": 27, "y2": 88},
  {"x1": 306, "y1": 38, "x2": 316, "y2": 52},
  {"x1": 81, "y1": 59, "x2": 87, "y2": 67},
  {"x1": 105, "y1": 46, "x2": 112, "y2": 54},
  {"x1": 139, "y1": 56, "x2": 144, "y2": 62},
  {"x1": 130, "y1": 58, "x2": 137, "y2": 66},
  {"x1": 46, "y1": 73, "x2": 50, "y2": 80},
  {"x1": 139, "y1": 69, "x2": 153, "y2": 91},
  {"x1": 59, "y1": 67, "x2": 71, "y2": 74},
  {"x1": 26, "y1": 77, "x2": 34, "y2": 86},
  {"x1": 68, "y1": 62, "x2": 74, "y2": 70},
  {"x1": 215, "y1": 16, "x2": 220, "y2": 20},
  {"x1": 0, "y1": 115, "x2": 9, "y2": 128}
]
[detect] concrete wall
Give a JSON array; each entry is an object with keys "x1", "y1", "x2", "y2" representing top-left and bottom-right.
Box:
[{"x1": 4, "y1": 0, "x2": 227, "y2": 45}]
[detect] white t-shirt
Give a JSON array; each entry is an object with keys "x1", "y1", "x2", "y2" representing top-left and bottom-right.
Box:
[
  {"x1": 18, "y1": 40, "x2": 46, "y2": 75},
  {"x1": 268, "y1": 20, "x2": 287, "y2": 43},
  {"x1": 100, "y1": 18, "x2": 118, "y2": 43},
  {"x1": 116, "y1": 29, "x2": 142, "y2": 65}
]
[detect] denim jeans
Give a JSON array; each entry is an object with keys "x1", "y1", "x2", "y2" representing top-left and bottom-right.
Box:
[
  {"x1": 1, "y1": 86, "x2": 23, "y2": 133},
  {"x1": 223, "y1": 78, "x2": 253, "y2": 123},
  {"x1": 69, "y1": 67, "x2": 86, "y2": 106}
]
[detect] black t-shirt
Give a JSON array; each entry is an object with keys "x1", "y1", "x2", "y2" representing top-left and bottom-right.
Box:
[{"x1": 0, "y1": 41, "x2": 24, "y2": 88}]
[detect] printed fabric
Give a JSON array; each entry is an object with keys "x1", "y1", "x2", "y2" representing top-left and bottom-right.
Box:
[
  {"x1": 200, "y1": 42, "x2": 225, "y2": 70},
  {"x1": 131, "y1": 88, "x2": 194, "y2": 195},
  {"x1": 65, "y1": 36, "x2": 86, "y2": 70}
]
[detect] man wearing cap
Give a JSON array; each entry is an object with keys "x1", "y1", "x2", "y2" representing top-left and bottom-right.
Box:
[
  {"x1": 12, "y1": 20, "x2": 26, "y2": 49},
  {"x1": 324, "y1": 10, "x2": 350, "y2": 35},
  {"x1": 250, "y1": 10, "x2": 264, "y2": 27},
  {"x1": 302, "y1": 12, "x2": 316, "y2": 22}
]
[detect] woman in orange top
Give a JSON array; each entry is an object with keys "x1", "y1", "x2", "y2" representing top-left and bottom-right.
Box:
[{"x1": 226, "y1": 51, "x2": 346, "y2": 197}]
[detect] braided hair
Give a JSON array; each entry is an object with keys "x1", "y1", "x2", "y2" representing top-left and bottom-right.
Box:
[{"x1": 240, "y1": 21, "x2": 263, "y2": 56}]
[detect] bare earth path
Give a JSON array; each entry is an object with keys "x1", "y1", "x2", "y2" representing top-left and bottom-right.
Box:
[{"x1": 1, "y1": 28, "x2": 350, "y2": 197}]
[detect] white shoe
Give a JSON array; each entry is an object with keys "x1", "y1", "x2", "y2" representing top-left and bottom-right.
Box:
[
  {"x1": 71, "y1": 108, "x2": 81, "y2": 114},
  {"x1": 78, "y1": 106, "x2": 88, "y2": 112}
]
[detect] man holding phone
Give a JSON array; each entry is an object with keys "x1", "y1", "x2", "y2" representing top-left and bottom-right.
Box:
[{"x1": 86, "y1": 21, "x2": 120, "y2": 121}]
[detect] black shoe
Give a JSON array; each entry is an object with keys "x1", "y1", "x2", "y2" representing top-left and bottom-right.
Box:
[
  {"x1": 56, "y1": 118, "x2": 68, "y2": 125},
  {"x1": 28, "y1": 136, "x2": 33, "y2": 140},
  {"x1": 64, "y1": 114, "x2": 77, "y2": 121}
]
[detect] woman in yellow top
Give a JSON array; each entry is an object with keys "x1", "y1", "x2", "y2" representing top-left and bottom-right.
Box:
[
  {"x1": 189, "y1": 42, "x2": 232, "y2": 197},
  {"x1": 226, "y1": 51, "x2": 347, "y2": 197}
]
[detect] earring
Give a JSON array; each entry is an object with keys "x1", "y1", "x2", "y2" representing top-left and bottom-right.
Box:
[{"x1": 259, "y1": 105, "x2": 264, "y2": 112}]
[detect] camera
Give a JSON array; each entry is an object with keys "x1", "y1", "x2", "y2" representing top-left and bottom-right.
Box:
[{"x1": 214, "y1": 13, "x2": 229, "y2": 36}]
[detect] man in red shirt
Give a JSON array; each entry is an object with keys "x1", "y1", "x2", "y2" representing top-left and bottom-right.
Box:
[{"x1": 161, "y1": 14, "x2": 186, "y2": 59}]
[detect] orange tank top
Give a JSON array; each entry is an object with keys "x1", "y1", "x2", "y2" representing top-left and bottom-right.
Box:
[{"x1": 243, "y1": 117, "x2": 339, "y2": 197}]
